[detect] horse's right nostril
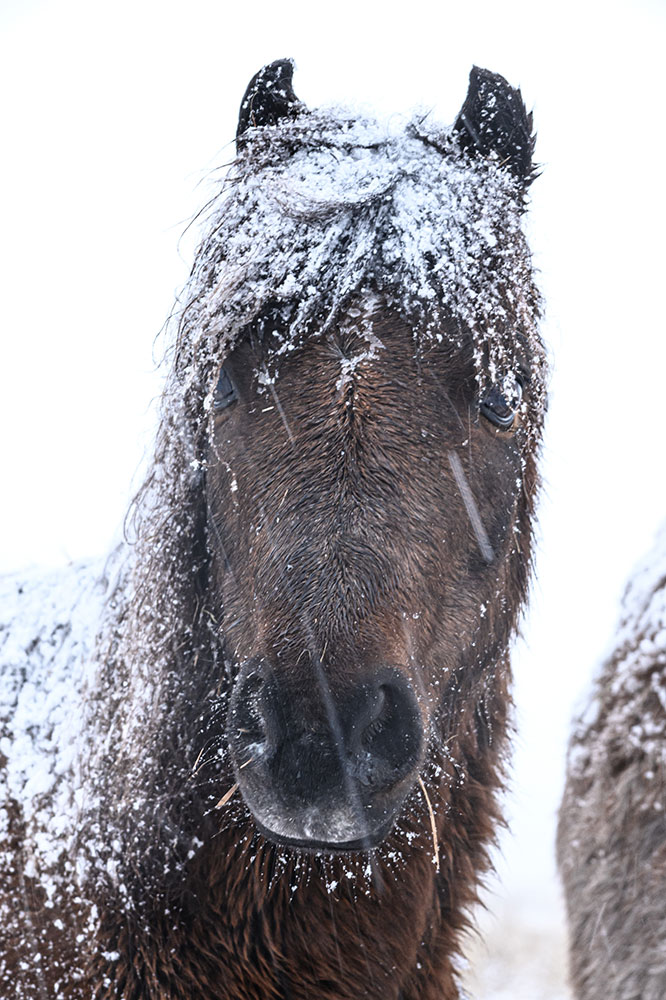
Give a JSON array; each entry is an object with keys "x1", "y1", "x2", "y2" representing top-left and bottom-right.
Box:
[
  {"x1": 229, "y1": 665, "x2": 270, "y2": 755},
  {"x1": 243, "y1": 671, "x2": 265, "y2": 699}
]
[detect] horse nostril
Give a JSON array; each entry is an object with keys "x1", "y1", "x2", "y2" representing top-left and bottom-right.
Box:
[
  {"x1": 228, "y1": 666, "x2": 270, "y2": 755},
  {"x1": 361, "y1": 685, "x2": 388, "y2": 745},
  {"x1": 226, "y1": 663, "x2": 423, "y2": 849},
  {"x1": 353, "y1": 678, "x2": 422, "y2": 789}
]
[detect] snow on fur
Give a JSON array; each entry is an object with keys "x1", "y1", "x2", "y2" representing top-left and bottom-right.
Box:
[
  {"x1": 0, "y1": 559, "x2": 115, "y2": 991},
  {"x1": 0, "y1": 562, "x2": 108, "y2": 873},
  {"x1": 558, "y1": 522, "x2": 666, "y2": 1000},
  {"x1": 565, "y1": 521, "x2": 666, "y2": 787},
  {"x1": 1, "y1": 99, "x2": 544, "y2": 988},
  {"x1": 180, "y1": 108, "x2": 544, "y2": 403}
]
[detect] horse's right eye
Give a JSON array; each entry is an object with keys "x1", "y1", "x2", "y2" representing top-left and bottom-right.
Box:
[{"x1": 213, "y1": 368, "x2": 238, "y2": 412}]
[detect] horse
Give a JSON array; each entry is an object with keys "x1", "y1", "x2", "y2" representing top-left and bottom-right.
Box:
[
  {"x1": 558, "y1": 523, "x2": 666, "y2": 1000},
  {"x1": 0, "y1": 60, "x2": 546, "y2": 999}
]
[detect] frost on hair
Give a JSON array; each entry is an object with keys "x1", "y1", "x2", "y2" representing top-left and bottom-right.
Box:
[
  {"x1": 174, "y1": 108, "x2": 544, "y2": 414},
  {"x1": 112, "y1": 103, "x2": 547, "y2": 896},
  {"x1": 0, "y1": 100, "x2": 547, "y2": 963}
]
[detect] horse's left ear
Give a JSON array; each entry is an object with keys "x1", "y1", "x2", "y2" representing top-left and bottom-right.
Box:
[
  {"x1": 237, "y1": 59, "x2": 303, "y2": 145},
  {"x1": 453, "y1": 67, "x2": 535, "y2": 184}
]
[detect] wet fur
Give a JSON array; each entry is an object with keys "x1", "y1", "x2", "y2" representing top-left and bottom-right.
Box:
[
  {"x1": 1, "y1": 63, "x2": 545, "y2": 999},
  {"x1": 80, "y1": 312, "x2": 540, "y2": 1000}
]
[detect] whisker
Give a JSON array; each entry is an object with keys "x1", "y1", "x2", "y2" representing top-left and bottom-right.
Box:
[
  {"x1": 447, "y1": 450, "x2": 494, "y2": 563},
  {"x1": 268, "y1": 381, "x2": 296, "y2": 445},
  {"x1": 192, "y1": 745, "x2": 206, "y2": 774}
]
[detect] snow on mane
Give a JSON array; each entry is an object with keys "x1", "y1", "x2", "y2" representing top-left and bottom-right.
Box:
[
  {"x1": 566, "y1": 521, "x2": 666, "y2": 790},
  {"x1": 1, "y1": 100, "x2": 546, "y2": 975}
]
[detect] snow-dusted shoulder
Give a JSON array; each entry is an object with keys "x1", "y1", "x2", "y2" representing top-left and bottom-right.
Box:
[
  {"x1": 0, "y1": 556, "x2": 122, "y2": 994},
  {"x1": 0, "y1": 559, "x2": 111, "y2": 853},
  {"x1": 558, "y1": 522, "x2": 666, "y2": 1000}
]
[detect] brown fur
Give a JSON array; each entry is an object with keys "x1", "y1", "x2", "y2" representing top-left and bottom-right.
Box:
[
  {"x1": 80, "y1": 310, "x2": 540, "y2": 1000},
  {"x1": 1, "y1": 63, "x2": 545, "y2": 999}
]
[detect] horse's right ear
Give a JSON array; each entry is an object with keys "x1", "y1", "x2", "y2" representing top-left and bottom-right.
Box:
[
  {"x1": 453, "y1": 67, "x2": 536, "y2": 185},
  {"x1": 237, "y1": 59, "x2": 303, "y2": 146}
]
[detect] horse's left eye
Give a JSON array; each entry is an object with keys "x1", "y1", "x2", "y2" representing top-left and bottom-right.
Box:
[
  {"x1": 479, "y1": 380, "x2": 523, "y2": 431},
  {"x1": 213, "y1": 368, "x2": 238, "y2": 412}
]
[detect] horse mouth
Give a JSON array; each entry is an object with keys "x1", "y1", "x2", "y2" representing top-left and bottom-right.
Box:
[{"x1": 255, "y1": 817, "x2": 394, "y2": 854}]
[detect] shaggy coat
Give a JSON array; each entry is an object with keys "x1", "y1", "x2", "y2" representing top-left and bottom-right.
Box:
[
  {"x1": 0, "y1": 61, "x2": 546, "y2": 999},
  {"x1": 558, "y1": 523, "x2": 666, "y2": 1000}
]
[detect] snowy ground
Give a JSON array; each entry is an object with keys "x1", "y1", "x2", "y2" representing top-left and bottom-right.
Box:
[
  {"x1": 462, "y1": 898, "x2": 571, "y2": 1000},
  {"x1": 460, "y1": 755, "x2": 574, "y2": 999}
]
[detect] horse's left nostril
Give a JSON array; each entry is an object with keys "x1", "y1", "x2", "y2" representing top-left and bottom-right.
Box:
[{"x1": 348, "y1": 677, "x2": 423, "y2": 791}]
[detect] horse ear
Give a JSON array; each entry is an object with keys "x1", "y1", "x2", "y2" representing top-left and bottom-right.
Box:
[
  {"x1": 453, "y1": 66, "x2": 535, "y2": 184},
  {"x1": 237, "y1": 59, "x2": 303, "y2": 145}
]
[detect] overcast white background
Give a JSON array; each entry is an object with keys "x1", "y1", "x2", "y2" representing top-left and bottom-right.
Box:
[{"x1": 2, "y1": 0, "x2": 665, "y2": 967}]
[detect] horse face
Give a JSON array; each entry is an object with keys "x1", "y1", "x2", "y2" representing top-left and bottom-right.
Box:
[{"x1": 207, "y1": 309, "x2": 531, "y2": 851}]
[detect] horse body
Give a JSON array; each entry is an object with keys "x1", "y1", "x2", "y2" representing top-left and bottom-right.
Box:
[
  {"x1": 1, "y1": 62, "x2": 545, "y2": 999},
  {"x1": 558, "y1": 523, "x2": 666, "y2": 1000}
]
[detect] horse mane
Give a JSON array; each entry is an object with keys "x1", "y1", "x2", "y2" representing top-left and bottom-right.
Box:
[{"x1": 75, "y1": 102, "x2": 546, "y2": 908}]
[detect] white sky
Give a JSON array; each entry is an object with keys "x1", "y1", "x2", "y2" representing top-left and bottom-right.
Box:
[{"x1": 1, "y1": 0, "x2": 665, "y2": 922}]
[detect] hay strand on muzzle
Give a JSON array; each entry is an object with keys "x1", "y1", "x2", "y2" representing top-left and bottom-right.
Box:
[
  {"x1": 215, "y1": 758, "x2": 253, "y2": 808},
  {"x1": 418, "y1": 776, "x2": 440, "y2": 873},
  {"x1": 215, "y1": 783, "x2": 238, "y2": 809}
]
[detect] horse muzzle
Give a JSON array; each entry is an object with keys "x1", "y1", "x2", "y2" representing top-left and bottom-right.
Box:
[{"x1": 226, "y1": 660, "x2": 424, "y2": 851}]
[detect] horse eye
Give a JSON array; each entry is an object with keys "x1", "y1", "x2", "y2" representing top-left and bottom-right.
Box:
[
  {"x1": 479, "y1": 380, "x2": 523, "y2": 431},
  {"x1": 213, "y1": 368, "x2": 238, "y2": 412}
]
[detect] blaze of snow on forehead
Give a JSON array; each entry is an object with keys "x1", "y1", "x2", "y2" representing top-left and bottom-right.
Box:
[{"x1": 179, "y1": 108, "x2": 543, "y2": 406}]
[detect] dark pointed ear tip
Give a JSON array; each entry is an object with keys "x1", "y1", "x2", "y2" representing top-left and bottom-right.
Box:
[
  {"x1": 467, "y1": 65, "x2": 525, "y2": 102},
  {"x1": 236, "y1": 58, "x2": 303, "y2": 144},
  {"x1": 469, "y1": 64, "x2": 494, "y2": 81},
  {"x1": 254, "y1": 57, "x2": 296, "y2": 88},
  {"x1": 455, "y1": 65, "x2": 536, "y2": 185}
]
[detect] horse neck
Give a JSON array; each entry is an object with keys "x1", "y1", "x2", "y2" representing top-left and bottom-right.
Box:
[{"x1": 89, "y1": 714, "x2": 507, "y2": 1000}]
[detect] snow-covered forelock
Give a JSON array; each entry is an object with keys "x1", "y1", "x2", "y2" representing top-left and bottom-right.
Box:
[{"x1": 176, "y1": 109, "x2": 544, "y2": 407}]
